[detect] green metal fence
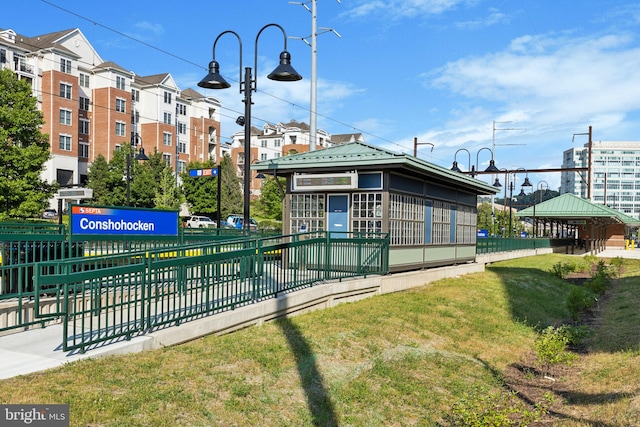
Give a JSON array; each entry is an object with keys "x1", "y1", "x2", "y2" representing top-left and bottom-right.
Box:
[
  {"x1": 475, "y1": 237, "x2": 552, "y2": 254},
  {"x1": 29, "y1": 231, "x2": 388, "y2": 352}
]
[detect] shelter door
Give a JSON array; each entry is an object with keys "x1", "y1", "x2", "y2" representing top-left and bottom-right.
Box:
[{"x1": 328, "y1": 195, "x2": 349, "y2": 237}]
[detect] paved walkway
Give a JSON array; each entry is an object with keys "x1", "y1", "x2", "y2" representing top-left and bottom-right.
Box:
[{"x1": 1, "y1": 247, "x2": 639, "y2": 380}]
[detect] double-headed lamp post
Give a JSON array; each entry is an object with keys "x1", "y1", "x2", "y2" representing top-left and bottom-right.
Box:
[
  {"x1": 126, "y1": 133, "x2": 149, "y2": 206},
  {"x1": 198, "y1": 23, "x2": 303, "y2": 233}
]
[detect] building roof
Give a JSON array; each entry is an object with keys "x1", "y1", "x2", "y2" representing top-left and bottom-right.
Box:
[
  {"x1": 252, "y1": 141, "x2": 500, "y2": 195},
  {"x1": 516, "y1": 193, "x2": 640, "y2": 225}
]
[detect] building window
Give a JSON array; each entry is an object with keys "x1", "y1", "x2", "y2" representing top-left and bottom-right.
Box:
[
  {"x1": 431, "y1": 200, "x2": 451, "y2": 245},
  {"x1": 178, "y1": 140, "x2": 186, "y2": 154},
  {"x1": 115, "y1": 75, "x2": 126, "y2": 90},
  {"x1": 177, "y1": 122, "x2": 186, "y2": 135},
  {"x1": 162, "y1": 153, "x2": 171, "y2": 165},
  {"x1": 261, "y1": 140, "x2": 267, "y2": 148},
  {"x1": 163, "y1": 132, "x2": 172, "y2": 146},
  {"x1": 59, "y1": 109, "x2": 72, "y2": 125},
  {"x1": 56, "y1": 169, "x2": 74, "y2": 186},
  {"x1": 0, "y1": 49, "x2": 6, "y2": 64},
  {"x1": 274, "y1": 139, "x2": 281, "y2": 147},
  {"x1": 260, "y1": 153, "x2": 267, "y2": 161},
  {"x1": 60, "y1": 83, "x2": 72, "y2": 100},
  {"x1": 116, "y1": 98, "x2": 126, "y2": 113},
  {"x1": 79, "y1": 96, "x2": 90, "y2": 111},
  {"x1": 59, "y1": 134, "x2": 72, "y2": 151},
  {"x1": 456, "y1": 205, "x2": 476, "y2": 244},
  {"x1": 132, "y1": 89, "x2": 139, "y2": 102},
  {"x1": 290, "y1": 194, "x2": 325, "y2": 233},
  {"x1": 79, "y1": 142, "x2": 89, "y2": 158},
  {"x1": 352, "y1": 192, "x2": 383, "y2": 234},
  {"x1": 116, "y1": 121, "x2": 126, "y2": 137},
  {"x1": 79, "y1": 119, "x2": 90, "y2": 135},
  {"x1": 59, "y1": 58, "x2": 71, "y2": 74},
  {"x1": 79, "y1": 73, "x2": 90, "y2": 88},
  {"x1": 164, "y1": 91, "x2": 172, "y2": 104},
  {"x1": 163, "y1": 112, "x2": 172, "y2": 124},
  {"x1": 176, "y1": 103, "x2": 186, "y2": 115},
  {"x1": 389, "y1": 193, "x2": 424, "y2": 246}
]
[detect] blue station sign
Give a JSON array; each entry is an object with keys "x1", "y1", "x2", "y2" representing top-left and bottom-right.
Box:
[
  {"x1": 70, "y1": 205, "x2": 179, "y2": 236},
  {"x1": 189, "y1": 168, "x2": 218, "y2": 177}
]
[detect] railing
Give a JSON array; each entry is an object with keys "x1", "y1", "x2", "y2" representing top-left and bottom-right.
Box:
[
  {"x1": 26, "y1": 231, "x2": 388, "y2": 352},
  {"x1": 475, "y1": 237, "x2": 552, "y2": 254}
]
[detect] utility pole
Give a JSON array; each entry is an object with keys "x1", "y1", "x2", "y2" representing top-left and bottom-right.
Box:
[{"x1": 290, "y1": 0, "x2": 341, "y2": 151}]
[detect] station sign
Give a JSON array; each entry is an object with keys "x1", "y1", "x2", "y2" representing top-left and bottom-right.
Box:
[
  {"x1": 292, "y1": 172, "x2": 358, "y2": 191},
  {"x1": 189, "y1": 168, "x2": 218, "y2": 177},
  {"x1": 56, "y1": 187, "x2": 93, "y2": 200},
  {"x1": 69, "y1": 204, "x2": 179, "y2": 236}
]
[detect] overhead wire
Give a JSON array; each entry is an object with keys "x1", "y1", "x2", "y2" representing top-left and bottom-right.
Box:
[{"x1": 35, "y1": 0, "x2": 413, "y2": 153}]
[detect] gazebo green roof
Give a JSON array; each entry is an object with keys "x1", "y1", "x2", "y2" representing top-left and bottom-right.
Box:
[
  {"x1": 252, "y1": 141, "x2": 499, "y2": 195},
  {"x1": 516, "y1": 193, "x2": 640, "y2": 225}
]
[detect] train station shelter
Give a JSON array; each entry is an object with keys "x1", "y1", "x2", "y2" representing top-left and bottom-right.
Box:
[
  {"x1": 516, "y1": 193, "x2": 640, "y2": 253},
  {"x1": 252, "y1": 142, "x2": 500, "y2": 272}
]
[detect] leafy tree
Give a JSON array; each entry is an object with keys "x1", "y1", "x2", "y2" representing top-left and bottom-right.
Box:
[
  {"x1": 0, "y1": 68, "x2": 54, "y2": 219},
  {"x1": 253, "y1": 176, "x2": 284, "y2": 220},
  {"x1": 155, "y1": 164, "x2": 184, "y2": 210},
  {"x1": 180, "y1": 155, "x2": 242, "y2": 219},
  {"x1": 87, "y1": 145, "x2": 170, "y2": 208}
]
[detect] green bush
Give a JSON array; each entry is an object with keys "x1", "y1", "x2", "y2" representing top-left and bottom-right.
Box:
[
  {"x1": 566, "y1": 287, "x2": 597, "y2": 321},
  {"x1": 550, "y1": 261, "x2": 576, "y2": 279},
  {"x1": 535, "y1": 325, "x2": 578, "y2": 371}
]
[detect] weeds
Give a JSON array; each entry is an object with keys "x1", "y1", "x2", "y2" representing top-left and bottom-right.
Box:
[{"x1": 447, "y1": 385, "x2": 550, "y2": 426}]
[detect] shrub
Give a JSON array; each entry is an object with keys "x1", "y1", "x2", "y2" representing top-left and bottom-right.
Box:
[
  {"x1": 550, "y1": 261, "x2": 576, "y2": 279},
  {"x1": 535, "y1": 325, "x2": 578, "y2": 372},
  {"x1": 566, "y1": 287, "x2": 597, "y2": 321}
]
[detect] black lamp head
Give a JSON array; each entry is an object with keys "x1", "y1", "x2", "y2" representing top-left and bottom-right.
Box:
[
  {"x1": 267, "y1": 51, "x2": 303, "y2": 82},
  {"x1": 198, "y1": 60, "x2": 232, "y2": 89},
  {"x1": 451, "y1": 161, "x2": 462, "y2": 173},
  {"x1": 522, "y1": 176, "x2": 533, "y2": 187},
  {"x1": 134, "y1": 147, "x2": 149, "y2": 161},
  {"x1": 236, "y1": 116, "x2": 245, "y2": 126},
  {"x1": 493, "y1": 177, "x2": 502, "y2": 188},
  {"x1": 484, "y1": 159, "x2": 500, "y2": 173}
]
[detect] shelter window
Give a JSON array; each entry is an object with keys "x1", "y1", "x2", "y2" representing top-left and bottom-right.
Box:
[
  {"x1": 456, "y1": 204, "x2": 476, "y2": 244},
  {"x1": 389, "y1": 193, "x2": 424, "y2": 246},
  {"x1": 432, "y1": 200, "x2": 451, "y2": 245},
  {"x1": 290, "y1": 194, "x2": 325, "y2": 233},
  {"x1": 352, "y1": 192, "x2": 383, "y2": 234}
]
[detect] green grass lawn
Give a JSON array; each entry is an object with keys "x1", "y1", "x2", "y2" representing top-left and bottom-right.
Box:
[{"x1": 1, "y1": 254, "x2": 638, "y2": 426}]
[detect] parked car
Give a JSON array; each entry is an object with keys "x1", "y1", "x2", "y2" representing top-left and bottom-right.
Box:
[
  {"x1": 41, "y1": 209, "x2": 58, "y2": 219},
  {"x1": 224, "y1": 215, "x2": 258, "y2": 231},
  {"x1": 185, "y1": 215, "x2": 217, "y2": 228}
]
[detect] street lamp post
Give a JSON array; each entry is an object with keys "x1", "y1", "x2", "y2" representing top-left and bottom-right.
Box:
[
  {"x1": 534, "y1": 181, "x2": 550, "y2": 237},
  {"x1": 198, "y1": 24, "x2": 302, "y2": 234},
  {"x1": 126, "y1": 133, "x2": 149, "y2": 207}
]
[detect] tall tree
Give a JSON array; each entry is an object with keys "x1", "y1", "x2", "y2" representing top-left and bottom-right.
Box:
[
  {"x1": 155, "y1": 164, "x2": 184, "y2": 210},
  {"x1": 180, "y1": 155, "x2": 241, "y2": 218},
  {"x1": 254, "y1": 176, "x2": 284, "y2": 220},
  {"x1": 0, "y1": 69, "x2": 54, "y2": 219}
]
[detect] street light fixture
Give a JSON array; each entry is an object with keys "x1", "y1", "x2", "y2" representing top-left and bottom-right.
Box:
[
  {"x1": 451, "y1": 147, "x2": 499, "y2": 177},
  {"x1": 198, "y1": 23, "x2": 302, "y2": 234},
  {"x1": 126, "y1": 133, "x2": 149, "y2": 206}
]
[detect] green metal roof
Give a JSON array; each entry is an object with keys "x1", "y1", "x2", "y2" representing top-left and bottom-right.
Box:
[
  {"x1": 516, "y1": 193, "x2": 640, "y2": 225},
  {"x1": 252, "y1": 141, "x2": 499, "y2": 195}
]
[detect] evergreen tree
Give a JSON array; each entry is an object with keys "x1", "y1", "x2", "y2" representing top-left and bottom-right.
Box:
[{"x1": 0, "y1": 69, "x2": 54, "y2": 219}]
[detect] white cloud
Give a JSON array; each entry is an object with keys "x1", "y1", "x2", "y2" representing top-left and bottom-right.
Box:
[
  {"x1": 429, "y1": 32, "x2": 640, "y2": 128},
  {"x1": 342, "y1": 0, "x2": 468, "y2": 20}
]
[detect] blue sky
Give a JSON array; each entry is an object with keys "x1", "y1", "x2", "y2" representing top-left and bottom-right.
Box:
[{"x1": 6, "y1": 0, "x2": 640, "y2": 190}]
